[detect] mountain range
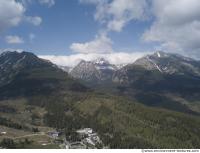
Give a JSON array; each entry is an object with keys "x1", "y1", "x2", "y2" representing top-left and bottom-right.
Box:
[
  {"x1": 66, "y1": 51, "x2": 200, "y2": 115},
  {"x1": 0, "y1": 50, "x2": 200, "y2": 149},
  {"x1": 69, "y1": 51, "x2": 200, "y2": 83},
  {"x1": 70, "y1": 58, "x2": 117, "y2": 84}
]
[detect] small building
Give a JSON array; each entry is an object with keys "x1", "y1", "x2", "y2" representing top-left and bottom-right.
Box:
[
  {"x1": 0, "y1": 129, "x2": 7, "y2": 135},
  {"x1": 48, "y1": 131, "x2": 60, "y2": 139},
  {"x1": 1, "y1": 131, "x2": 7, "y2": 135},
  {"x1": 42, "y1": 143, "x2": 47, "y2": 146},
  {"x1": 91, "y1": 135, "x2": 101, "y2": 143},
  {"x1": 88, "y1": 132, "x2": 97, "y2": 137},
  {"x1": 76, "y1": 128, "x2": 93, "y2": 136},
  {"x1": 75, "y1": 128, "x2": 103, "y2": 148}
]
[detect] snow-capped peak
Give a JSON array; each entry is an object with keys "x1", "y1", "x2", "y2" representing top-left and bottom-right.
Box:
[
  {"x1": 154, "y1": 51, "x2": 169, "y2": 58},
  {"x1": 93, "y1": 58, "x2": 109, "y2": 65},
  {"x1": 157, "y1": 52, "x2": 161, "y2": 58}
]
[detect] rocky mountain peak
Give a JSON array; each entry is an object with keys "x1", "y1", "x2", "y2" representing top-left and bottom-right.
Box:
[
  {"x1": 125, "y1": 51, "x2": 200, "y2": 76},
  {"x1": 152, "y1": 51, "x2": 169, "y2": 58},
  {"x1": 0, "y1": 51, "x2": 53, "y2": 69},
  {"x1": 93, "y1": 58, "x2": 109, "y2": 65},
  {"x1": 0, "y1": 51, "x2": 57, "y2": 87},
  {"x1": 70, "y1": 58, "x2": 118, "y2": 83}
]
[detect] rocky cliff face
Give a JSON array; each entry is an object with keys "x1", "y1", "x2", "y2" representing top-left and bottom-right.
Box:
[
  {"x1": 70, "y1": 58, "x2": 117, "y2": 83},
  {"x1": 112, "y1": 51, "x2": 200, "y2": 85}
]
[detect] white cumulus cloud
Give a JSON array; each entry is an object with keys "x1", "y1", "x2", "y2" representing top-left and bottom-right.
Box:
[
  {"x1": 0, "y1": 0, "x2": 25, "y2": 32},
  {"x1": 71, "y1": 0, "x2": 149, "y2": 54},
  {"x1": 25, "y1": 16, "x2": 42, "y2": 26},
  {"x1": 0, "y1": 0, "x2": 43, "y2": 33},
  {"x1": 38, "y1": 0, "x2": 55, "y2": 7},
  {"x1": 70, "y1": 32, "x2": 113, "y2": 54},
  {"x1": 80, "y1": 0, "x2": 148, "y2": 32},
  {"x1": 5, "y1": 35, "x2": 24, "y2": 44},
  {"x1": 142, "y1": 0, "x2": 200, "y2": 55}
]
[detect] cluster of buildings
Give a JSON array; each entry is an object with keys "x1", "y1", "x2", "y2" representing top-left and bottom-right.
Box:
[
  {"x1": 66, "y1": 128, "x2": 102, "y2": 149},
  {"x1": 48, "y1": 131, "x2": 60, "y2": 139},
  {"x1": 47, "y1": 128, "x2": 103, "y2": 149}
]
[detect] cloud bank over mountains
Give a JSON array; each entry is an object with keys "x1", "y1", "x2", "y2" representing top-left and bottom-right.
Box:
[{"x1": 39, "y1": 52, "x2": 148, "y2": 67}]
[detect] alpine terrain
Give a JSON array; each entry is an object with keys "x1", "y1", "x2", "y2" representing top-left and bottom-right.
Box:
[{"x1": 0, "y1": 51, "x2": 200, "y2": 149}]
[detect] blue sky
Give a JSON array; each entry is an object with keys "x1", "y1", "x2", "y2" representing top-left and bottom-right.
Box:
[
  {"x1": 0, "y1": 0, "x2": 155, "y2": 55},
  {"x1": 1, "y1": 0, "x2": 200, "y2": 66},
  {"x1": 1, "y1": 0, "x2": 99, "y2": 55}
]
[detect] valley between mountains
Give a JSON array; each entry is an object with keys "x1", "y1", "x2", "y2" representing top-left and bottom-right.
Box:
[{"x1": 0, "y1": 51, "x2": 200, "y2": 149}]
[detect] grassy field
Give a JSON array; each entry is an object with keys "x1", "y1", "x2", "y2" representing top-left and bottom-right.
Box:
[{"x1": 0, "y1": 98, "x2": 59, "y2": 149}]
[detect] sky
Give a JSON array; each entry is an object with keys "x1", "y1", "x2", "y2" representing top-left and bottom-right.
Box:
[{"x1": 1, "y1": 0, "x2": 200, "y2": 66}]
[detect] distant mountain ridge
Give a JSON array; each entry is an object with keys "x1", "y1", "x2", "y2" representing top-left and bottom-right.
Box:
[
  {"x1": 0, "y1": 51, "x2": 54, "y2": 87},
  {"x1": 1, "y1": 50, "x2": 200, "y2": 114},
  {"x1": 66, "y1": 51, "x2": 200, "y2": 115},
  {"x1": 134, "y1": 51, "x2": 200, "y2": 76},
  {"x1": 113, "y1": 51, "x2": 200, "y2": 90},
  {"x1": 70, "y1": 58, "x2": 118, "y2": 83},
  {"x1": 0, "y1": 51, "x2": 87, "y2": 99},
  {"x1": 68, "y1": 51, "x2": 200, "y2": 86}
]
